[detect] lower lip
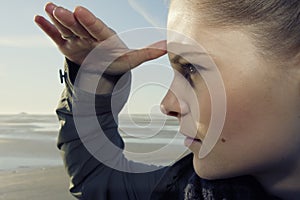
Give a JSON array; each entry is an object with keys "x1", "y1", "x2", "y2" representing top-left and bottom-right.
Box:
[{"x1": 184, "y1": 137, "x2": 201, "y2": 147}]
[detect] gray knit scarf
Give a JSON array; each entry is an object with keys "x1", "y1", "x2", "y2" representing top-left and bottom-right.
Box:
[{"x1": 184, "y1": 173, "x2": 281, "y2": 200}]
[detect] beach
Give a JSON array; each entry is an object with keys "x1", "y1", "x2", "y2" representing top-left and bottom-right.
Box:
[
  {"x1": 0, "y1": 167, "x2": 73, "y2": 200},
  {"x1": 0, "y1": 114, "x2": 73, "y2": 199},
  {"x1": 0, "y1": 113, "x2": 188, "y2": 199}
]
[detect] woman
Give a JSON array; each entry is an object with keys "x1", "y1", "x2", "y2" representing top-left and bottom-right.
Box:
[{"x1": 34, "y1": 1, "x2": 300, "y2": 199}]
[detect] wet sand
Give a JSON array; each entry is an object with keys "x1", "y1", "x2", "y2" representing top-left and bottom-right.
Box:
[
  {"x1": 0, "y1": 114, "x2": 187, "y2": 200},
  {"x1": 0, "y1": 167, "x2": 74, "y2": 200},
  {"x1": 0, "y1": 143, "x2": 189, "y2": 200}
]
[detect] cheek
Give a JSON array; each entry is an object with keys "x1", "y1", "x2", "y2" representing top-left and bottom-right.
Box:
[
  {"x1": 190, "y1": 75, "x2": 211, "y2": 134},
  {"x1": 192, "y1": 65, "x2": 300, "y2": 178},
  {"x1": 222, "y1": 87, "x2": 259, "y2": 138},
  {"x1": 218, "y1": 63, "x2": 278, "y2": 140}
]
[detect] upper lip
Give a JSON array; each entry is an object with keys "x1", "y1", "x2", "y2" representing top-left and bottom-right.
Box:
[{"x1": 180, "y1": 131, "x2": 202, "y2": 142}]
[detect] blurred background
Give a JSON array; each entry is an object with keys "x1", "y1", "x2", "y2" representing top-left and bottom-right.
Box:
[
  {"x1": 0, "y1": 0, "x2": 170, "y2": 114},
  {"x1": 0, "y1": 1, "x2": 188, "y2": 199}
]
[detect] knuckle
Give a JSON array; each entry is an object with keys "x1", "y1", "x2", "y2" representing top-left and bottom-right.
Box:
[{"x1": 144, "y1": 48, "x2": 153, "y2": 60}]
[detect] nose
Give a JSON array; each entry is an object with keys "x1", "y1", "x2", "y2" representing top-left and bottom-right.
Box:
[{"x1": 160, "y1": 89, "x2": 189, "y2": 118}]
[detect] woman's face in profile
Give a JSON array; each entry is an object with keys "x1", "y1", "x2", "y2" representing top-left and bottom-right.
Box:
[{"x1": 161, "y1": 0, "x2": 300, "y2": 180}]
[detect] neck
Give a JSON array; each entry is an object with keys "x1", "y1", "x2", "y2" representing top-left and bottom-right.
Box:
[{"x1": 255, "y1": 158, "x2": 300, "y2": 200}]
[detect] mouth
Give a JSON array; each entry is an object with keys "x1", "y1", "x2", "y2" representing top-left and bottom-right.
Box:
[
  {"x1": 184, "y1": 136, "x2": 202, "y2": 147},
  {"x1": 180, "y1": 132, "x2": 202, "y2": 146},
  {"x1": 185, "y1": 136, "x2": 202, "y2": 142}
]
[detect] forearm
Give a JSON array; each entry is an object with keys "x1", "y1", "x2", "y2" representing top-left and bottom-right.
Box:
[
  {"x1": 77, "y1": 70, "x2": 123, "y2": 95},
  {"x1": 56, "y1": 59, "x2": 164, "y2": 199},
  {"x1": 56, "y1": 59, "x2": 127, "y2": 197},
  {"x1": 64, "y1": 58, "x2": 121, "y2": 94}
]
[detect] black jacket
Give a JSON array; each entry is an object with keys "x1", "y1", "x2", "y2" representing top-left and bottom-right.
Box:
[
  {"x1": 56, "y1": 59, "x2": 194, "y2": 200},
  {"x1": 56, "y1": 60, "x2": 280, "y2": 200}
]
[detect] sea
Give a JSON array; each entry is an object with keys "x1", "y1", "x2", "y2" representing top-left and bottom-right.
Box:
[{"x1": 0, "y1": 113, "x2": 188, "y2": 171}]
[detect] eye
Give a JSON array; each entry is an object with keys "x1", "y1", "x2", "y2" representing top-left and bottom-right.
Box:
[
  {"x1": 179, "y1": 63, "x2": 197, "y2": 86},
  {"x1": 182, "y1": 63, "x2": 197, "y2": 75},
  {"x1": 180, "y1": 63, "x2": 206, "y2": 87}
]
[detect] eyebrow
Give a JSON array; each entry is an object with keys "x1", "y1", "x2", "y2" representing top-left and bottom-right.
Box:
[{"x1": 170, "y1": 52, "x2": 209, "y2": 65}]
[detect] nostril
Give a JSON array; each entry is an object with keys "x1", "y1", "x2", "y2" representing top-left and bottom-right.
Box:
[
  {"x1": 168, "y1": 111, "x2": 180, "y2": 118},
  {"x1": 160, "y1": 104, "x2": 179, "y2": 117},
  {"x1": 160, "y1": 89, "x2": 185, "y2": 118}
]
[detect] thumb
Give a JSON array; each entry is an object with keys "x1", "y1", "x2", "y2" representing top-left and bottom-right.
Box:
[{"x1": 124, "y1": 40, "x2": 167, "y2": 69}]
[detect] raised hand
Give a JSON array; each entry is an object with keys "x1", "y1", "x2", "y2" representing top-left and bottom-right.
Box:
[{"x1": 34, "y1": 3, "x2": 167, "y2": 75}]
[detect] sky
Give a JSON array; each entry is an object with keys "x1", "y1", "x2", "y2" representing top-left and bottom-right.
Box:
[{"x1": 0, "y1": 0, "x2": 171, "y2": 114}]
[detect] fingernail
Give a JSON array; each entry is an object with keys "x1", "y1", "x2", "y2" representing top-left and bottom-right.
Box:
[
  {"x1": 53, "y1": 6, "x2": 65, "y2": 17},
  {"x1": 33, "y1": 15, "x2": 40, "y2": 23},
  {"x1": 74, "y1": 6, "x2": 84, "y2": 13},
  {"x1": 45, "y1": 2, "x2": 56, "y2": 13}
]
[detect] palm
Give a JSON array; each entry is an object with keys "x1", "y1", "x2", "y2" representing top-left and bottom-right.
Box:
[
  {"x1": 34, "y1": 3, "x2": 166, "y2": 75},
  {"x1": 58, "y1": 37, "x2": 100, "y2": 65}
]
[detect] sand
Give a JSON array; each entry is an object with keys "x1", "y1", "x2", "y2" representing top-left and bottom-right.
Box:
[
  {"x1": 0, "y1": 114, "x2": 186, "y2": 200},
  {"x1": 0, "y1": 167, "x2": 74, "y2": 200},
  {"x1": 0, "y1": 145, "x2": 189, "y2": 200}
]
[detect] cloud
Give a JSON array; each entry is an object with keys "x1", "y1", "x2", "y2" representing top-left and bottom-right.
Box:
[
  {"x1": 127, "y1": 0, "x2": 167, "y2": 27},
  {"x1": 0, "y1": 35, "x2": 56, "y2": 48}
]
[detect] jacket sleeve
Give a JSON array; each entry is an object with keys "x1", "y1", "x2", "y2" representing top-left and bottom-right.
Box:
[{"x1": 56, "y1": 59, "x2": 166, "y2": 200}]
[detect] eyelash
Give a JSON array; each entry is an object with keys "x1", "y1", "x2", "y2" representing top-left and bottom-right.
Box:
[
  {"x1": 180, "y1": 64, "x2": 196, "y2": 86},
  {"x1": 181, "y1": 63, "x2": 206, "y2": 86},
  {"x1": 182, "y1": 63, "x2": 198, "y2": 75}
]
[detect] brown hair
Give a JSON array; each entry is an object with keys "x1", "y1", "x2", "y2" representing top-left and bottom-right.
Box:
[{"x1": 199, "y1": 0, "x2": 300, "y2": 60}]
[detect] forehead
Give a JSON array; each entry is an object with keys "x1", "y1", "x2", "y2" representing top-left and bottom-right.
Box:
[
  {"x1": 167, "y1": 8, "x2": 257, "y2": 59},
  {"x1": 168, "y1": 0, "x2": 201, "y2": 21},
  {"x1": 167, "y1": 42, "x2": 211, "y2": 63},
  {"x1": 167, "y1": 0, "x2": 208, "y2": 43},
  {"x1": 169, "y1": 0, "x2": 199, "y2": 9},
  {"x1": 166, "y1": 9, "x2": 261, "y2": 74},
  {"x1": 169, "y1": 3, "x2": 192, "y2": 23}
]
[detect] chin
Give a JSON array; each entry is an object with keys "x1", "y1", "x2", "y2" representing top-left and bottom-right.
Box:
[
  {"x1": 194, "y1": 166, "x2": 222, "y2": 180},
  {"x1": 192, "y1": 154, "x2": 239, "y2": 181}
]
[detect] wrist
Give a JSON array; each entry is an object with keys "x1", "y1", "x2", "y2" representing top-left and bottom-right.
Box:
[{"x1": 77, "y1": 71, "x2": 121, "y2": 94}]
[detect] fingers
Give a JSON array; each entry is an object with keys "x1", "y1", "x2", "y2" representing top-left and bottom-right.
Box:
[
  {"x1": 124, "y1": 40, "x2": 167, "y2": 69},
  {"x1": 52, "y1": 6, "x2": 92, "y2": 39},
  {"x1": 34, "y1": 15, "x2": 65, "y2": 46},
  {"x1": 44, "y1": 2, "x2": 114, "y2": 42},
  {"x1": 45, "y1": 2, "x2": 74, "y2": 39},
  {"x1": 35, "y1": 3, "x2": 166, "y2": 74},
  {"x1": 74, "y1": 6, "x2": 115, "y2": 41}
]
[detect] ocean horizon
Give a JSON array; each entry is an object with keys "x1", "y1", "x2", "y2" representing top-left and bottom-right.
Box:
[{"x1": 0, "y1": 113, "x2": 187, "y2": 171}]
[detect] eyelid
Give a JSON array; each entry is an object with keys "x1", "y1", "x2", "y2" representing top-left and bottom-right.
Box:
[
  {"x1": 181, "y1": 63, "x2": 206, "y2": 74},
  {"x1": 190, "y1": 63, "x2": 207, "y2": 71}
]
